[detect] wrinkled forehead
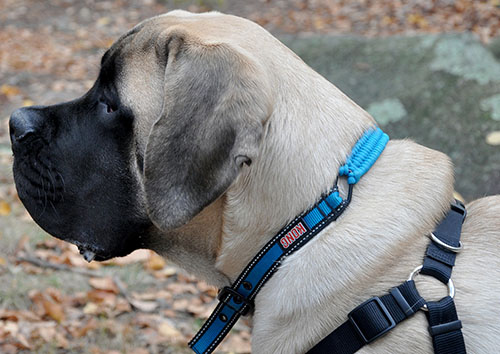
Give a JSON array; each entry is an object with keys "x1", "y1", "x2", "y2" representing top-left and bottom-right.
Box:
[
  {"x1": 99, "y1": 11, "x2": 275, "y2": 147},
  {"x1": 103, "y1": 23, "x2": 168, "y2": 148}
]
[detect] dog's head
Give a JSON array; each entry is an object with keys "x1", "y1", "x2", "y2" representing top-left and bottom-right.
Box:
[{"x1": 10, "y1": 11, "x2": 272, "y2": 261}]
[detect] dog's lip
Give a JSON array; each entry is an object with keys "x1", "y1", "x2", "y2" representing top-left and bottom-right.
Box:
[{"x1": 70, "y1": 240, "x2": 113, "y2": 262}]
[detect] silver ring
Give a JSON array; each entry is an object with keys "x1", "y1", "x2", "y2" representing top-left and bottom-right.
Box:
[
  {"x1": 428, "y1": 232, "x2": 463, "y2": 253},
  {"x1": 408, "y1": 265, "x2": 455, "y2": 311}
]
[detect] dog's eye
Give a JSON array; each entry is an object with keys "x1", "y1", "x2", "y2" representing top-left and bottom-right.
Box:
[
  {"x1": 106, "y1": 103, "x2": 116, "y2": 114},
  {"x1": 99, "y1": 99, "x2": 117, "y2": 114}
]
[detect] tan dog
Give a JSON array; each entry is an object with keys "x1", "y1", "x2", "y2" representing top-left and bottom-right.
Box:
[{"x1": 10, "y1": 10, "x2": 500, "y2": 353}]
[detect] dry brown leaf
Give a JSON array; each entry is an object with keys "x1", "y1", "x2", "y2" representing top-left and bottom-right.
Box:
[
  {"x1": 13, "y1": 333, "x2": 32, "y2": 350},
  {"x1": 87, "y1": 289, "x2": 117, "y2": 307},
  {"x1": 0, "y1": 85, "x2": 21, "y2": 98},
  {"x1": 83, "y1": 302, "x2": 99, "y2": 315},
  {"x1": 3, "y1": 321, "x2": 19, "y2": 336},
  {"x1": 167, "y1": 282, "x2": 198, "y2": 295},
  {"x1": 172, "y1": 298, "x2": 190, "y2": 312},
  {"x1": 158, "y1": 321, "x2": 184, "y2": 343},
  {"x1": 197, "y1": 281, "x2": 218, "y2": 297},
  {"x1": 129, "y1": 298, "x2": 159, "y2": 313},
  {"x1": 34, "y1": 324, "x2": 57, "y2": 343},
  {"x1": 153, "y1": 266, "x2": 177, "y2": 279},
  {"x1": 88, "y1": 277, "x2": 119, "y2": 294},
  {"x1": 22, "y1": 99, "x2": 35, "y2": 107},
  {"x1": 114, "y1": 297, "x2": 132, "y2": 314},
  {"x1": 15, "y1": 234, "x2": 30, "y2": 253},
  {"x1": 132, "y1": 313, "x2": 162, "y2": 328},
  {"x1": 102, "y1": 249, "x2": 151, "y2": 266},
  {"x1": 0, "y1": 201, "x2": 11, "y2": 216},
  {"x1": 42, "y1": 298, "x2": 65, "y2": 322},
  {"x1": 187, "y1": 303, "x2": 211, "y2": 318},
  {"x1": 145, "y1": 252, "x2": 166, "y2": 271},
  {"x1": 68, "y1": 318, "x2": 98, "y2": 338},
  {"x1": 55, "y1": 331, "x2": 69, "y2": 349},
  {"x1": 29, "y1": 290, "x2": 65, "y2": 322},
  {"x1": 0, "y1": 309, "x2": 41, "y2": 322}
]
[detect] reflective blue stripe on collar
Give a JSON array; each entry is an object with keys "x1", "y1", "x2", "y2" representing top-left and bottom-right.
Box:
[{"x1": 189, "y1": 127, "x2": 389, "y2": 354}]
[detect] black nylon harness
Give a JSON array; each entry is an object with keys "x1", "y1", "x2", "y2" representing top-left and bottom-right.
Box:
[{"x1": 307, "y1": 201, "x2": 467, "y2": 354}]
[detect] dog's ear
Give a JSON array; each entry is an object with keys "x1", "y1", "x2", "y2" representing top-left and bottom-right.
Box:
[{"x1": 144, "y1": 29, "x2": 271, "y2": 231}]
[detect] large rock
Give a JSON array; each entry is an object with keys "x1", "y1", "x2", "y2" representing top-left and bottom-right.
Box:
[{"x1": 282, "y1": 33, "x2": 500, "y2": 200}]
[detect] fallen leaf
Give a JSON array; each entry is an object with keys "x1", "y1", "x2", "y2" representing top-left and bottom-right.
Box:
[
  {"x1": 0, "y1": 84, "x2": 21, "y2": 97},
  {"x1": 88, "y1": 277, "x2": 119, "y2": 294},
  {"x1": 486, "y1": 131, "x2": 500, "y2": 145},
  {"x1": 87, "y1": 289, "x2": 117, "y2": 307},
  {"x1": 158, "y1": 321, "x2": 184, "y2": 343},
  {"x1": 83, "y1": 302, "x2": 99, "y2": 315},
  {"x1": 55, "y1": 331, "x2": 69, "y2": 348},
  {"x1": 13, "y1": 333, "x2": 31, "y2": 350},
  {"x1": 42, "y1": 298, "x2": 65, "y2": 322},
  {"x1": 102, "y1": 249, "x2": 151, "y2": 266},
  {"x1": 172, "y1": 298, "x2": 190, "y2": 312},
  {"x1": 114, "y1": 297, "x2": 132, "y2": 314},
  {"x1": 0, "y1": 201, "x2": 11, "y2": 216},
  {"x1": 145, "y1": 252, "x2": 166, "y2": 271},
  {"x1": 129, "y1": 298, "x2": 159, "y2": 313},
  {"x1": 3, "y1": 321, "x2": 19, "y2": 336},
  {"x1": 166, "y1": 282, "x2": 198, "y2": 295},
  {"x1": 68, "y1": 318, "x2": 98, "y2": 338},
  {"x1": 22, "y1": 99, "x2": 35, "y2": 107},
  {"x1": 154, "y1": 266, "x2": 177, "y2": 278}
]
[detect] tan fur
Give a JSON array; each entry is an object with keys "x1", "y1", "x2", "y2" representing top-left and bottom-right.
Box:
[{"x1": 115, "y1": 10, "x2": 500, "y2": 353}]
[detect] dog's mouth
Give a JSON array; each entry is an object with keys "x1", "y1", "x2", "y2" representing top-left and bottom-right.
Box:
[{"x1": 75, "y1": 242, "x2": 109, "y2": 262}]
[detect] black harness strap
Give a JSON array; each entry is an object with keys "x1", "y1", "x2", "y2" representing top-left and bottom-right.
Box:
[
  {"x1": 307, "y1": 201, "x2": 467, "y2": 354},
  {"x1": 426, "y1": 297, "x2": 466, "y2": 354},
  {"x1": 422, "y1": 202, "x2": 467, "y2": 354},
  {"x1": 308, "y1": 281, "x2": 425, "y2": 354}
]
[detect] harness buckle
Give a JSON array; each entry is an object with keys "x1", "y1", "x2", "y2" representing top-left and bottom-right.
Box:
[
  {"x1": 348, "y1": 297, "x2": 396, "y2": 344},
  {"x1": 217, "y1": 287, "x2": 254, "y2": 316}
]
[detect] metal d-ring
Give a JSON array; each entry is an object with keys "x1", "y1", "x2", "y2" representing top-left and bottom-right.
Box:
[
  {"x1": 408, "y1": 265, "x2": 455, "y2": 311},
  {"x1": 428, "y1": 232, "x2": 463, "y2": 253}
]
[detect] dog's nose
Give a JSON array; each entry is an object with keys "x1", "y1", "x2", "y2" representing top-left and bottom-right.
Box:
[{"x1": 9, "y1": 107, "x2": 42, "y2": 144}]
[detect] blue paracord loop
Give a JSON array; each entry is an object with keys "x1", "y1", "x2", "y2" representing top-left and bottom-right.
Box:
[
  {"x1": 339, "y1": 127, "x2": 389, "y2": 185},
  {"x1": 189, "y1": 127, "x2": 389, "y2": 354}
]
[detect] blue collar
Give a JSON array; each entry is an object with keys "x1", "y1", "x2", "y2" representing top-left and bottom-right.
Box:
[{"x1": 189, "y1": 127, "x2": 390, "y2": 354}]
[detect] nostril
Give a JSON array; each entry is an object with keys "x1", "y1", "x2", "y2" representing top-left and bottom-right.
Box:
[
  {"x1": 15, "y1": 129, "x2": 36, "y2": 142},
  {"x1": 9, "y1": 107, "x2": 41, "y2": 144}
]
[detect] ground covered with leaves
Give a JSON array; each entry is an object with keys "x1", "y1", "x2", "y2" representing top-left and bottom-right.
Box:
[{"x1": 1, "y1": 0, "x2": 500, "y2": 353}]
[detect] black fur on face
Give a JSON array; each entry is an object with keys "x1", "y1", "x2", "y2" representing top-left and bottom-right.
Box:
[{"x1": 10, "y1": 50, "x2": 152, "y2": 261}]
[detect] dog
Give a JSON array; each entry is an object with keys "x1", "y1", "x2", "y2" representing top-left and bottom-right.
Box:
[{"x1": 9, "y1": 10, "x2": 500, "y2": 353}]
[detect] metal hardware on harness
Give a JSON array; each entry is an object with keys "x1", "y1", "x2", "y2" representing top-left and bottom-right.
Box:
[
  {"x1": 428, "y1": 232, "x2": 463, "y2": 253},
  {"x1": 307, "y1": 201, "x2": 467, "y2": 354},
  {"x1": 408, "y1": 265, "x2": 455, "y2": 311},
  {"x1": 217, "y1": 287, "x2": 254, "y2": 316},
  {"x1": 348, "y1": 297, "x2": 396, "y2": 343}
]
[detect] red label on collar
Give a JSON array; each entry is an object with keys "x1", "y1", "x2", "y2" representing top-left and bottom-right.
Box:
[{"x1": 280, "y1": 222, "x2": 307, "y2": 249}]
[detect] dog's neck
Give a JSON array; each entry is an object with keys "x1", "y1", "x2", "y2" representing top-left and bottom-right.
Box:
[{"x1": 216, "y1": 64, "x2": 454, "y2": 282}]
